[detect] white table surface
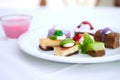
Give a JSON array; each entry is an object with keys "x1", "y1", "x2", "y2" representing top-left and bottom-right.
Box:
[{"x1": 0, "y1": 7, "x2": 120, "y2": 80}]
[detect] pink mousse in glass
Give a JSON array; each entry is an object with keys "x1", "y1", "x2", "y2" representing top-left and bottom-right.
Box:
[{"x1": 0, "y1": 14, "x2": 32, "y2": 38}]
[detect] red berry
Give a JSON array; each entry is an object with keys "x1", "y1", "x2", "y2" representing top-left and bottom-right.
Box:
[{"x1": 73, "y1": 33, "x2": 82, "y2": 41}]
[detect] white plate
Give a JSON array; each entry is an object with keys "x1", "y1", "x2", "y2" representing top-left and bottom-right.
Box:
[{"x1": 18, "y1": 29, "x2": 120, "y2": 63}]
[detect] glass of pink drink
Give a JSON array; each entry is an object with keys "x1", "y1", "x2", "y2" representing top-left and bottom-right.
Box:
[{"x1": 0, "y1": 14, "x2": 32, "y2": 39}]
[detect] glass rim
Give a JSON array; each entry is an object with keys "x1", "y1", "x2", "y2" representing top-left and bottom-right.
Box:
[{"x1": 0, "y1": 14, "x2": 33, "y2": 22}]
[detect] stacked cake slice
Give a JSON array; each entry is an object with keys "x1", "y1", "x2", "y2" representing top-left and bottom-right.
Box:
[{"x1": 78, "y1": 33, "x2": 105, "y2": 57}]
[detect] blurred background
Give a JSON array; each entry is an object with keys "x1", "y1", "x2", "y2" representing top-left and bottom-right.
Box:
[{"x1": 0, "y1": 0, "x2": 120, "y2": 9}]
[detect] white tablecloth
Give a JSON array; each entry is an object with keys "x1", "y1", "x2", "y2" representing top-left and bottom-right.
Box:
[{"x1": 0, "y1": 7, "x2": 120, "y2": 80}]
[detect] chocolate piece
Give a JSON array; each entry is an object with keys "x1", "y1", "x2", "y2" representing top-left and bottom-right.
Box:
[
  {"x1": 39, "y1": 45, "x2": 53, "y2": 51},
  {"x1": 94, "y1": 30, "x2": 119, "y2": 49},
  {"x1": 87, "y1": 50, "x2": 105, "y2": 57}
]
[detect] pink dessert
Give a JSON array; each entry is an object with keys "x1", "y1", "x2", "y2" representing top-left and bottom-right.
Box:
[
  {"x1": 75, "y1": 21, "x2": 96, "y2": 36},
  {"x1": 2, "y1": 18, "x2": 31, "y2": 38}
]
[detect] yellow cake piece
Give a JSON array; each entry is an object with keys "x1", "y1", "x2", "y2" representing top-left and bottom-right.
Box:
[
  {"x1": 39, "y1": 38, "x2": 61, "y2": 50},
  {"x1": 54, "y1": 44, "x2": 79, "y2": 56}
]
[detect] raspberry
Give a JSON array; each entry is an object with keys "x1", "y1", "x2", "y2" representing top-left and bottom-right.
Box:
[{"x1": 73, "y1": 33, "x2": 82, "y2": 41}]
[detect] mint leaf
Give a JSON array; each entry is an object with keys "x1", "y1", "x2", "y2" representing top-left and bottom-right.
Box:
[
  {"x1": 54, "y1": 30, "x2": 63, "y2": 36},
  {"x1": 78, "y1": 44, "x2": 82, "y2": 49},
  {"x1": 49, "y1": 35, "x2": 57, "y2": 40},
  {"x1": 80, "y1": 33, "x2": 94, "y2": 54}
]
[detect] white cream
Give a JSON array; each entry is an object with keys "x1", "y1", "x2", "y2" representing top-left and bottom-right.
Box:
[
  {"x1": 89, "y1": 35, "x2": 94, "y2": 41},
  {"x1": 63, "y1": 43, "x2": 74, "y2": 47},
  {"x1": 75, "y1": 24, "x2": 96, "y2": 34},
  {"x1": 105, "y1": 30, "x2": 112, "y2": 34},
  {"x1": 57, "y1": 35, "x2": 66, "y2": 40},
  {"x1": 79, "y1": 24, "x2": 90, "y2": 30},
  {"x1": 79, "y1": 36, "x2": 84, "y2": 44}
]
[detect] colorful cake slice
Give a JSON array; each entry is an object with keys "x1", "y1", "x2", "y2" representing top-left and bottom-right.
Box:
[
  {"x1": 94, "y1": 27, "x2": 119, "y2": 49},
  {"x1": 54, "y1": 38, "x2": 79, "y2": 56},
  {"x1": 79, "y1": 33, "x2": 105, "y2": 57},
  {"x1": 86, "y1": 42, "x2": 105, "y2": 57},
  {"x1": 75, "y1": 21, "x2": 96, "y2": 36},
  {"x1": 39, "y1": 30, "x2": 70, "y2": 51}
]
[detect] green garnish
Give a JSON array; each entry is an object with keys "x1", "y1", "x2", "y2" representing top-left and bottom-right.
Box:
[
  {"x1": 49, "y1": 30, "x2": 63, "y2": 40},
  {"x1": 49, "y1": 35, "x2": 57, "y2": 40},
  {"x1": 83, "y1": 33, "x2": 94, "y2": 46},
  {"x1": 80, "y1": 33, "x2": 94, "y2": 54},
  {"x1": 79, "y1": 33, "x2": 105, "y2": 54},
  {"x1": 60, "y1": 38, "x2": 75, "y2": 46},
  {"x1": 78, "y1": 44, "x2": 82, "y2": 49},
  {"x1": 54, "y1": 30, "x2": 63, "y2": 36}
]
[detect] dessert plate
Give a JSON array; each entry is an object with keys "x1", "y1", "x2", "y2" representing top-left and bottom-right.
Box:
[{"x1": 18, "y1": 29, "x2": 120, "y2": 63}]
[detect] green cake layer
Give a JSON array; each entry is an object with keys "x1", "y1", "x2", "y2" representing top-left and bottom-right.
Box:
[{"x1": 87, "y1": 42, "x2": 105, "y2": 51}]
